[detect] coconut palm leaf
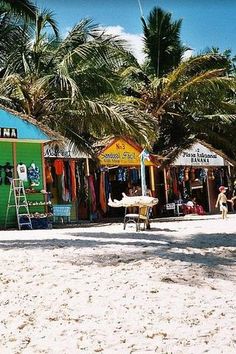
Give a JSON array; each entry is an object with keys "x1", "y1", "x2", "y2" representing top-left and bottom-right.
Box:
[
  {"x1": 0, "y1": 0, "x2": 37, "y2": 21},
  {"x1": 141, "y1": 6, "x2": 188, "y2": 77}
]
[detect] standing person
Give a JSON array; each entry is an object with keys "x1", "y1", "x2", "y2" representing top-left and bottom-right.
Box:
[
  {"x1": 134, "y1": 185, "x2": 142, "y2": 196},
  {"x1": 215, "y1": 186, "x2": 232, "y2": 219},
  {"x1": 127, "y1": 184, "x2": 135, "y2": 213}
]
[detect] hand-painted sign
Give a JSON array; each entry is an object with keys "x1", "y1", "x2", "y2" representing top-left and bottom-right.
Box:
[
  {"x1": 98, "y1": 138, "x2": 153, "y2": 166},
  {"x1": 0, "y1": 127, "x2": 17, "y2": 139},
  {"x1": 44, "y1": 143, "x2": 89, "y2": 158},
  {"x1": 174, "y1": 143, "x2": 225, "y2": 166}
]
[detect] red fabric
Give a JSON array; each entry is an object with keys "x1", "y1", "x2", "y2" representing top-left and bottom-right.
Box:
[
  {"x1": 70, "y1": 160, "x2": 77, "y2": 202},
  {"x1": 54, "y1": 159, "x2": 64, "y2": 175},
  {"x1": 183, "y1": 204, "x2": 205, "y2": 215},
  {"x1": 99, "y1": 172, "x2": 107, "y2": 214},
  {"x1": 196, "y1": 205, "x2": 205, "y2": 215}
]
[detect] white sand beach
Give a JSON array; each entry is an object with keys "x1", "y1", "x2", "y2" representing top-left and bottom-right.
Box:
[{"x1": 0, "y1": 215, "x2": 236, "y2": 354}]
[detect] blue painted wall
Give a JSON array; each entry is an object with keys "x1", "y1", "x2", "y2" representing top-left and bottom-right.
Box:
[{"x1": 0, "y1": 109, "x2": 50, "y2": 141}]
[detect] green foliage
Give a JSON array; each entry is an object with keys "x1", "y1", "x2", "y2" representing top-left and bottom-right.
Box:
[
  {"x1": 141, "y1": 7, "x2": 189, "y2": 77},
  {"x1": 0, "y1": 10, "x2": 155, "y2": 150},
  {"x1": 0, "y1": 0, "x2": 37, "y2": 21},
  {"x1": 124, "y1": 52, "x2": 236, "y2": 159}
]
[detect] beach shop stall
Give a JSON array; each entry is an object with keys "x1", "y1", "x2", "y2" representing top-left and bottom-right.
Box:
[
  {"x1": 44, "y1": 142, "x2": 94, "y2": 221},
  {"x1": 163, "y1": 141, "x2": 234, "y2": 214},
  {"x1": 0, "y1": 107, "x2": 58, "y2": 229},
  {"x1": 97, "y1": 137, "x2": 159, "y2": 217}
]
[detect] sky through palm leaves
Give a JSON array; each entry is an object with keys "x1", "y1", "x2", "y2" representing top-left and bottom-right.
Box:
[{"x1": 35, "y1": 0, "x2": 236, "y2": 63}]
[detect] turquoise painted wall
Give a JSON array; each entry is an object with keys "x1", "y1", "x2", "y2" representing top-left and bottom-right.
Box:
[{"x1": 0, "y1": 109, "x2": 49, "y2": 140}]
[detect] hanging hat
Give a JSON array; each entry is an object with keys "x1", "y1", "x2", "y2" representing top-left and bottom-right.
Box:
[{"x1": 219, "y1": 186, "x2": 227, "y2": 192}]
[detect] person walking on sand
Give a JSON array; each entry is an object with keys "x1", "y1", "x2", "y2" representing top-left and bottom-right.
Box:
[{"x1": 215, "y1": 186, "x2": 232, "y2": 219}]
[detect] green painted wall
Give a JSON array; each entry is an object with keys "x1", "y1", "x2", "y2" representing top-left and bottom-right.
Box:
[
  {"x1": 0, "y1": 142, "x2": 45, "y2": 228},
  {"x1": 16, "y1": 143, "x2": 45, "y2": 224}
]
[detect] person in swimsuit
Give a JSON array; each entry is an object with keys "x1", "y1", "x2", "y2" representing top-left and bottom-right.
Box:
[{"x1": 215, "y1": 186, "x2": 232, "y2": 219}]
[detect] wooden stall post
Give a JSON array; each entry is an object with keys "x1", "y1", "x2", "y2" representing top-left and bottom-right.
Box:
[
  {"x1": 163, "y1": 167, "x2": 168, "y2": 203},
  {"x1": 149, "y1": 165, "x2": 155, "y2": 196}
]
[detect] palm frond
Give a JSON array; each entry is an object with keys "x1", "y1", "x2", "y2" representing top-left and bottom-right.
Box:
[{"x1": 0, "y1": 0, "x2": 37, "y2": 21}]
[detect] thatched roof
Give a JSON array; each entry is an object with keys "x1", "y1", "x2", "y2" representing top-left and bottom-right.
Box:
[{"x1": 0, "y1": 104, "x2": 64, "y2": 142}]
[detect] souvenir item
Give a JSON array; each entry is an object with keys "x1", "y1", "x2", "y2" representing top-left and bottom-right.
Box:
[
  {"x1": 28, "y1": 163, "x2": 40, "y2": 186},
  {"x1": 54, "y1": 159, "x2": 64, "y2": 175},
  {"x1": 184, "y1": 167, "x2": 190, "y2": 181},
  {"x1": 45, "y1": 162, "x2": 53, "y2": 184},
  {"x1": 178, "y1": 168, "x2": 184, "y2": 183},
  {"x1": 17, "y1": 163, "x2": 28, "y2": 181},
  {"x1": 4, "y1": 162, "x2": 13, "y2": 185},
  {"x1": 199, "y1": 168, "x2": 207, "y2": 182}
]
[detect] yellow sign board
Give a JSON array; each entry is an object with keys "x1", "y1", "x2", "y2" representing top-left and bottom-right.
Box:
[{"x1": 98, "y1": 138, "x2": 154, "y2": 166}]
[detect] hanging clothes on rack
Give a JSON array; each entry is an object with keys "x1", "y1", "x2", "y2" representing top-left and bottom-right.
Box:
[
  {"x1": 45, "y1": 162, "x2": 53, "y2": 185},
  {"x1": 63, "y1": 160, "x2": 71, "y2": 202},
  {"x1": 88, "y1": 175, "x2": 97, "y2": 213},
  {"x1": 54, "y1": 159, "x2": 64, "y2": 175},
  {"x1": 70, "y1": 160, "x2": 77, "y2": 202},
  {"x1": 99, "y1": 171, "x2": 107, "y2": 214},
  {"x1": 172, "y1": 168, "x2": 178, "y2": 198}
]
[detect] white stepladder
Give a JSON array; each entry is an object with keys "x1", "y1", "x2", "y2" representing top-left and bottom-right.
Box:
[{"x1": 5, "y1": 179, "x2": 32, "y2": 230}]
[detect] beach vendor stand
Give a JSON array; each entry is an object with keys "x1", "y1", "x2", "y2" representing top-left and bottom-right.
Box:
[
  {"x1": 97, "y1": 137, "x2": 160, "y2": 218},
  {"x1": 162, "y1": 140, "x2": 234, "y2": 215},
  {"x1": 44, "y1": 142, "x2": 94, "y2": 222},
  {"x1": 0, "y1": 106, "x2": 59, "y2": 229}
]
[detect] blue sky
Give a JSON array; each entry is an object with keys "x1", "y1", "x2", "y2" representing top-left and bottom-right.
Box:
[{"x1": 36, "y1": 0, "x2": 236, "y2": 62}]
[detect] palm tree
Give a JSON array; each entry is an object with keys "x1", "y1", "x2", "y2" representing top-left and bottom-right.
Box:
[
  {"x1": 123, "y1": 53, "x2": 236, "y2": 159},
  {"x1": 0, "y1": 0, "x2": 39, "y2": 74},
  {"x1": 141, "y1": 7, "x2": 188, "y2": 78},
  {"x1": 0, "y1": 13, "x2": 155, "y2": 150}
]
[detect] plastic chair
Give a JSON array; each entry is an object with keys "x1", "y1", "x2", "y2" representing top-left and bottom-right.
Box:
[{"x1": 123, "y1": 206, "x2": 150, "y2": 231}]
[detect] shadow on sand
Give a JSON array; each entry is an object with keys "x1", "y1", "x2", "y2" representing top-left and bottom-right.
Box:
[{"x1": 0, "y1": 226, "x2": 235, "y2": 274}]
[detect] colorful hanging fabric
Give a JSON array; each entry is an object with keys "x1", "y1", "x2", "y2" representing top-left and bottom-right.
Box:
[
  {"x1": 62, "y1": 170, "x2": 69, "y2": 202},
  {"x1": 28, "y1": 163, "x2": 40, "y2": 186},
  {"x1": 199, "y1": 168, "x2": 207, "y2": 182},
  {"x1": 172, "y1": 169, "x2": 178, "y2": 197},
  {"x1": 182, "y1": 181, "x2": 188, "y2": 200},
  {"x1": 130, "y1": 168, "x2": 139, "y2": 184},
  {"x1": 61, "y1": 161, "x2": 70, "y2": 202},
  {"x1": 178, "y1": 168, "x2": 184, "y2": 183},
  {"x1": 184, "y1": 167, "x2": 190, "y2": 181},
  {"x1": 54, "y1": 159, "x2": 64, "y2": 175},
  {"x1": 105, "y1": 172, "x2": 110, "y2": 201},
  {"x1": 99, "y1": 172, "x2": 107, "y2": 214},
  {"x1": 70, "y1": 160, "x2": 77, "y2": 202},
  {"x1": 88, "y1": 175, "x2": 97, "y2": 213},
  {"x1": 77, "y1": 161, "x2": 87, "y2": 206},
  {"x1": 45, "y1": 162, "x2": 53, "y2": 184},
  {"x1": 4, "y1": 162, "x2": 13, "y2": 185}
]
